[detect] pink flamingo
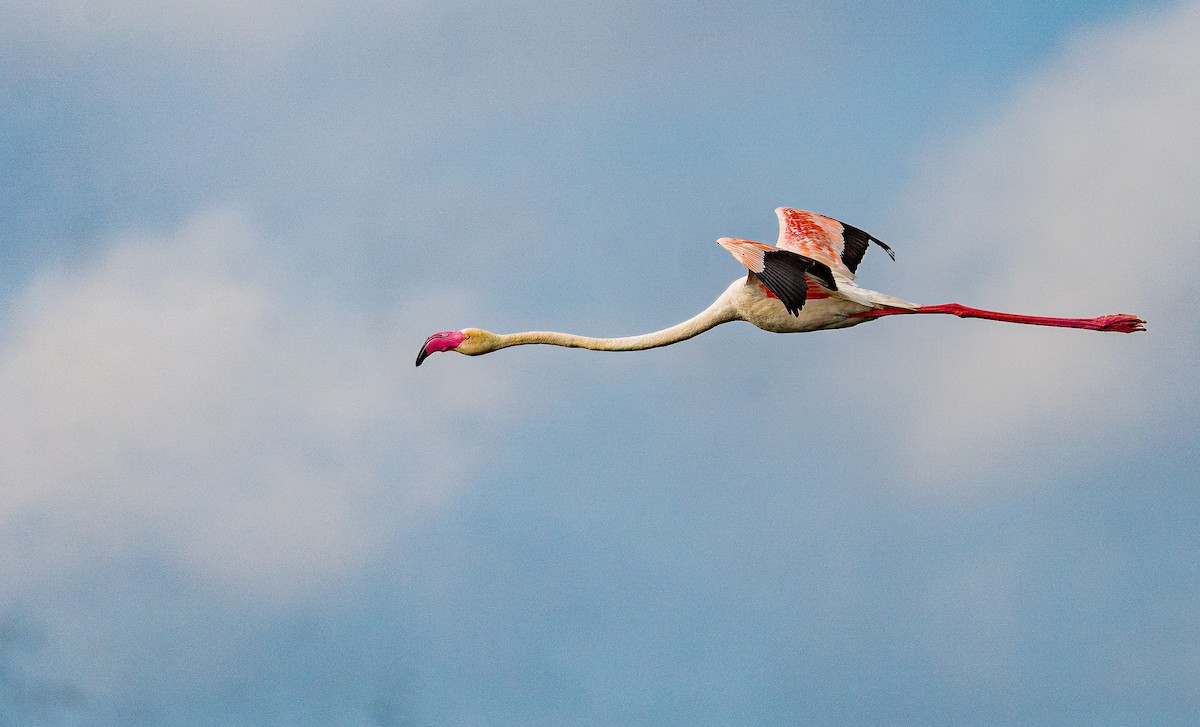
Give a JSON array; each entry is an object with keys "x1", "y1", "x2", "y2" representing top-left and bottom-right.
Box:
[{"x1": 416, "y1": 207, "x2": 1144, "y2": 366}]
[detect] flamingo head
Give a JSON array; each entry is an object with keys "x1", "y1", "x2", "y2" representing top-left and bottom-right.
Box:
[{"x1": 415, "y1": 328, "x2": 499, "y2": 366}]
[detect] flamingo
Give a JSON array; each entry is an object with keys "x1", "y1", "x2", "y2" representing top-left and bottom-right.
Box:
[{"x1": 416, "y1": 207, "x2": 1145, "y2": 366}]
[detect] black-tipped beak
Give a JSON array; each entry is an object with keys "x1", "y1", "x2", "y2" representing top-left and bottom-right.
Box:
[{"x1": 417, "y1": 331, "x2": 460, "y2": 367}]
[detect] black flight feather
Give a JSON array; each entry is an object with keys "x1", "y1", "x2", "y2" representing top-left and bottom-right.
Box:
[
  {"x1": 756, "y1": 250, "x2": 837, "y2": 317},
  {"x1": 840, "y1": 222, "x2": 895, "y2": 274}
]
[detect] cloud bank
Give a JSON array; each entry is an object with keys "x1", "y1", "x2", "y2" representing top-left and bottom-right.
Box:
[
  {"x1": 0, "y1": 0, "x2": 335, "y2": 62},
  {"x1": 881, "y1": 0, "x2": 1200, "y2": 486},
  {"x1": 0, "y1": 210, "x2": 511, "y2": 605}
]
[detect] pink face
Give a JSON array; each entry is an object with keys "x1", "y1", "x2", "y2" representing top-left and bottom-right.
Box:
[{"x1": 415, "y1": 330, "x2": 465, "y2": 366}]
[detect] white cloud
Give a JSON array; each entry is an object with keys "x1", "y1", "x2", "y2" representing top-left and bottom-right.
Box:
[
  {"x1": 0, "y1": 0, "x2": 336, "y2": 61},
  {"x1": 0, "y1": 210, "x2": 512, "y2": 604},
  {"x1": 0, "y1": 0, "x2": 842, "y2": 113},
  {"x1": 882, "y1": 0, "x2": 1200, "y2": 487}
]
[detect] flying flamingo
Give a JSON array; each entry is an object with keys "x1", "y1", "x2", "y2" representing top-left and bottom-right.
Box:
[{"x1": 416, "y1": 207, "x2": 1144, "y2": 366}]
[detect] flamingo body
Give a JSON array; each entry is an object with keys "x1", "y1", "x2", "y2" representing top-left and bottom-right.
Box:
[
  {"x1": 717, "y1": 273, "x2": 899, "y2": 334},
  {"x1": 416, "y1": 207, "x2": 1144, "y2": 366}
]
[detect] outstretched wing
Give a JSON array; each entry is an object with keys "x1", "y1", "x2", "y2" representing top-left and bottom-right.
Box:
[
  {"x1": 774, "y1": 207, "x2": 894, "y2": 279},
  {"x1": 717, "y1": 237, "x2": 836, "y2": 316}
]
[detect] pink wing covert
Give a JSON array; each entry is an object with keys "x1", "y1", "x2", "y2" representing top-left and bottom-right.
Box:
[
  {"x1": 774, "y1": 207, "x2": 894, "y2": 280},
  {"x1": 774, "y1": 207, "x2": 853, "y2": 277}
]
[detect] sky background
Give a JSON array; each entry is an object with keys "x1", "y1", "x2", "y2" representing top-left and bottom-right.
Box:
[{"x1": 2, "y1": 0, "x2": 1198, "y2": 724}]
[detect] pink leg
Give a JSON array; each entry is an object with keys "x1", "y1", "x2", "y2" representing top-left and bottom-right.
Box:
[{"x1": 853, "y1": 303, "x2": 1146, "y2": 333}]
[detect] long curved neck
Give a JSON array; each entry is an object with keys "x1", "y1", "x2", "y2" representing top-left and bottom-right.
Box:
[{"x1": 496, "y1": 290, "x2": 740, "y2": 352}]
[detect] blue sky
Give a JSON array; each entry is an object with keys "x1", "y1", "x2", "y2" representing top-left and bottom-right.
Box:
[{"x1": 2, "y1": 1, "x2": 1198, "y2": 724}]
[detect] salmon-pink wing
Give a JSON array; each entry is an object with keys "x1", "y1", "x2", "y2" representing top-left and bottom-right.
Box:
[
  {"x1": 774, "y1": 207, "x2": 894, "y2": 279},
  {"x1": 717, "y1": 237, "x2": 836, "y2": 316}
]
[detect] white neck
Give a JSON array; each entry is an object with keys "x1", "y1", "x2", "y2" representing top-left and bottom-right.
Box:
[{"x1": 495, "y1": 284, "x2": 741, "y2": 353}]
